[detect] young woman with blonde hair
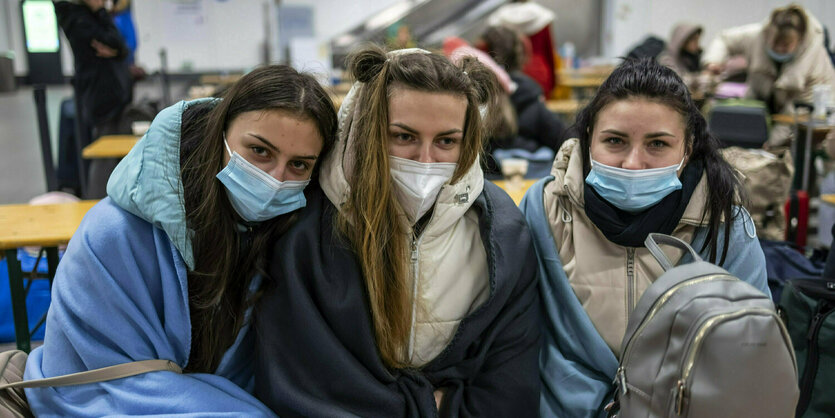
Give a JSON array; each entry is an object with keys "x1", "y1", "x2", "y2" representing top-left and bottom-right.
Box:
[{"x1": 254, "y1": 46, "x2": 541, "y2": 417}]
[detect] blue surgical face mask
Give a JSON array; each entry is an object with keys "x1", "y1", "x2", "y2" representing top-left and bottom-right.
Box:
[
  {"x1": 585, "y1": 155, "x2": 685, "y2": 213},
  {"x1": 216, "y1": 138, "x2": 310, "y2": 222},
  {"x1": 767, "y1": 48, "x2": 795, "y2": 63}
]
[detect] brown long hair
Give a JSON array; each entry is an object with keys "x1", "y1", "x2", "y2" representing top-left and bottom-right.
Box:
[
  {"x1": 341, "y1": 45, "x2": 500, "y2": 368},
  {"x1": 481, "y1": 25, "x2": 527, "y2": 72},
  {"x1": 180, "y1": 65, "x2": 337, "y2": 372}
]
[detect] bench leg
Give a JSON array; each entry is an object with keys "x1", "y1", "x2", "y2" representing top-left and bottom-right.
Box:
[
  {"x1": 46, "y1": 247, "x2": 59, "y2": 288},
  {"x1": 6, "y1": 249, "x2": 31, "y2": 352}
]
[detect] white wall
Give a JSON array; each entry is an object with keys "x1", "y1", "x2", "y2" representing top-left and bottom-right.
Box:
[
  {"x1": 133, "y1": 0, "x2": 275, "y2": 73},
  {"x1": 602, "y1": 0, "x2": 835, "y2": 58}
]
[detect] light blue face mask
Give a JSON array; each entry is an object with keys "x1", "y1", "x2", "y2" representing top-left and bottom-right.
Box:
[
  {"x1": 767, "y1": 48, "x2": 795, "y2": 63},
  {"x1": 216, "y1": 138, "x2": 310, "y2": 222},
  {"x1": 585, "y1": 156, "x2": 685, "y2": 213}
]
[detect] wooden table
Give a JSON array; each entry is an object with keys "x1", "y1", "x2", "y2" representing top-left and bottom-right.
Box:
[
  {"x1": 199, "y1": 74, "x2": 243, "y2": 86},
  {"x1": 82, "y1": 135, "x2": 140, "y2": 159},
  {"x1": 822, "y1": 194, "x2": 835, "y2": 206},
  {"x1": 0, "y1": 200, "x2": 98, "y2": 351},
  {"x1": 546, "y1": 99, "x2": 581, "y2": 115},
  {"x1": 492, "y1": 179, "x2": 538, "y2": 206}
]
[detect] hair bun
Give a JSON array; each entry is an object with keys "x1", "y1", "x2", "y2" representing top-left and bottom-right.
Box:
[{"x1": 348, "y1": 45, "x2": 387, "y2": 83}]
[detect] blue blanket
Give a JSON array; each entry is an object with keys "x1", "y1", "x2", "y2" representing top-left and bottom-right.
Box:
[{"x1": 23, "y1": 198, "x2": 275, "y2": 417}]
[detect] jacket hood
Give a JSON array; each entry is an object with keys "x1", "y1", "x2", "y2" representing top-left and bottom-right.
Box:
[
  {"x1": 320, "y1": 81, "x2": 484, "y2": 236},
  {"x1": 488, "y1": 3, "x2": 555, "y2": 35},
  {"x1": 107, "y1": 98, "x2": 216, "y2": 270},
  {"x1": 54, "y1": 1, "x2": 88, "y2": 26},
  {"x1": 549, "y1": 138, "x2": 711, "y2": 226},
  {"x1": 667, "y1": 23, "x2": 702, "y2": 55}
]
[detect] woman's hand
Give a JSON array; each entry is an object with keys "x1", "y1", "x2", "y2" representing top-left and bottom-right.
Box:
[
  {"x1": 91, "y1": 39, "x2": 118, "y2": 58},
  {"x1": 704, "y1": 63, "x2": 722, "y2": 76}
]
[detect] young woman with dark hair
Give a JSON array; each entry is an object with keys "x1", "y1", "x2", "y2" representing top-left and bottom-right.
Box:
[
  {"x1": 253, "y1": 46, "x2": 541, "y2": 417},
  {"x1": 23, "y1": 65, "x2": 337, "y2": 416},
  {"x1": 520, "y1": 58, "x2": 770, "y2": 417}
]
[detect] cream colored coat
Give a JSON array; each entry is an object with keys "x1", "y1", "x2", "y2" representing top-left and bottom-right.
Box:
[
  {"x1": 320, "y1": 83, "x2": 489, "y2": 367},
  {"x1": 543, "y1": 139, "x2": 714, "y2": 355},
  {"x1": 702, "y1": 11, "x2": 835, "y2": 115}
]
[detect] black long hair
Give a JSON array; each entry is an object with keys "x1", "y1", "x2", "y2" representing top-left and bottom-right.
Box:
[{"x1": 574, "y1": 58, "x2": 744, "y2": 264}]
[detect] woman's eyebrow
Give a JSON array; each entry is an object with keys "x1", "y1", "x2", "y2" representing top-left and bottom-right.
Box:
[
  {"x1": 601, "y1": 129, "x2": 628, "y2": 137},
  {"x1": 645, "y1": 131, "x2": 675, "y2": 139}
]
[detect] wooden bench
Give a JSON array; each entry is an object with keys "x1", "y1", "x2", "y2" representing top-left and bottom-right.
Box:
[{"x1": 0, "y1": 200, "x2": 98, "y2": 351}]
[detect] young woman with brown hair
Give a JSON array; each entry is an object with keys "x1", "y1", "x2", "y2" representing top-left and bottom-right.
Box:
[
  {"x1": 23, "y1": 65, "x2": 337, "y2": 416},
  {"x1": 254, "y1": 46, "x2": 541, "y2": 417}
]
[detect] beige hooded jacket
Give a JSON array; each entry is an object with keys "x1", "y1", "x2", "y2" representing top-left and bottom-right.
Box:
[
  {"x1": 319, "y1": 83, "x2": 490, "y2": 367},
  {"x1": 702, "y1": 8, "x2": 835, "y2": 116},
  {"x1": 541, "y1": 138, "x2": 716, "y2": 355}
]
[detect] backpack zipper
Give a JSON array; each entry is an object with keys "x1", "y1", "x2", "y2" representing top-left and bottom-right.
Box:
[
  {"x1": 674, "y1": 308, "x2": 793, "y2": 415},
  {"x1": 617, "y1": 275, "x2": 734, "y2": 393},
  {"x1": 795, "y1": 301, "x2": 834, "y2": 416}
]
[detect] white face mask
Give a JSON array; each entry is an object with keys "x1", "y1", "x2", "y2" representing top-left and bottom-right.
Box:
[{"x1": 389, "y1": 155, "x2": 457, "y2": 224}]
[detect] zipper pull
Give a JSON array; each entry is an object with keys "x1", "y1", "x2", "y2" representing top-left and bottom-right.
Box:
[
  {"x1": 675, "y1": 379, "x2": 686, "y2": 415},
  {"x1": 410, "y1": 237, "x2": 418, "y2": 262},
  {"x1": 807, "y1": 312, "x2": 824, "y2": 341},
  {"x1": 616, "y1": 367, "x2": 628, "y2": 395}
]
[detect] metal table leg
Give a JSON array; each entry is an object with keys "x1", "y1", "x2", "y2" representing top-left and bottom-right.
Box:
[
  {"x1": 5, "y1": 249, "x2": 30, "y2": 352},
  {"x1": 45, "y1": 247, "x2": 59, "y2": 287}
]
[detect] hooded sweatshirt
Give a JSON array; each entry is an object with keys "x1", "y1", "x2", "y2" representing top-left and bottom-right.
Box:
[
  {"x1": 702, "y1": 8, "x2": 835, "y2": 115},
  {"x1": 253, "y1": 81, "x2": 541, "y2": 417},
  {"x1": 23, "y1": 99, "x2": 275, "y2": 416},
  {"x1": 658, "y1": 23, "x2": 703, "y2": 86}
]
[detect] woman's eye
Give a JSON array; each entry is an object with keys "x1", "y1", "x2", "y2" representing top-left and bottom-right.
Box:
[
  {"x1": 290, "y1": 160, "x2": 310, "y2": 171},
  {"x1": 649, "y1": 140, "x2": 668, "y2": 148},
  {"x1": 393, "y1": 132, "x2": 414, "y2": 142},
  {"x1": 437, "y1": 137, "x2": 457, "y2": 147},
  {"x1": 604, "y1": 137, "x2": 624, "y2": 145},
  {"x1": 250, "y1": 146, "x2": 270, "y2": 157}
]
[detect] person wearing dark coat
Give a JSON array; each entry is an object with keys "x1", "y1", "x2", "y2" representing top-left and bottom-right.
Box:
[
  {"x1": 481, "y1": 25, "x2": 567, "y2": 153},
  {"x1": 54, "y1": 0, "x2": 131, "y2": 136}
]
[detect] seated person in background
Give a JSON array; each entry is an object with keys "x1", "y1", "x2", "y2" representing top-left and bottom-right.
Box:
[
  {"x1": 520, "y1": 58, "x2": 770, "y2": 417},
  {"x1": 658, "y1": 22, "x2": 704, "y2": 94},
  {"x1": 443, "y1": 35, "x2": 537, "y2": 175},
  {"x1": 702, "y1": 4, "x2": 835, "y2": 149},
  {"x1": 253, "y1": 46, "x2": 541, "y2": 417},
  {"x1": 23, "y1": 66, "x2": 337, "y2": 416},
  {"x1": 480, "y1": 25, "x2": 567, "y2": 153},
  {"x1": 488, "y1": 0, "x2": 557, "y2": 98}
]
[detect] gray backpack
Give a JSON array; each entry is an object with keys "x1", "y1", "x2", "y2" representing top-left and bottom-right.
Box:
[{"x1": 609, "y1": 233, "x2": 799, "y2": 417}]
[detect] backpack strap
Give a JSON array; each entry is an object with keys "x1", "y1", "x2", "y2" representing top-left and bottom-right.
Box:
[
  {"x1": 0, "y1": 359, "x2": 182, "y2": 390},
  {"x1": 645, "y1": 233, "x2": 702, "y2": 271}
]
